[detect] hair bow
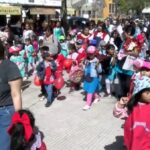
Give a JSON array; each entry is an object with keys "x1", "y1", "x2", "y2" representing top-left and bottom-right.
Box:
[{"x1": 8, "y1": 112, "x2": 33, "y2": 142}]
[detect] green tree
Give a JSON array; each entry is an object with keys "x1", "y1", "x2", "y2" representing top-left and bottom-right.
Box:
[
  {"x1": 118, "y1": 0, "x2": 130, "y2": 14},
  {"x1": 61, "y1": 0, "x2": 68, "y2": 33},
  {"x1": 118, "y1": 0, "x2": 149, "y2": 15}
]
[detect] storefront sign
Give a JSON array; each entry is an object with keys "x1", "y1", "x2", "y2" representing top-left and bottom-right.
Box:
[
  {"x1": 30, "y1": 7, "x2": 55, "y2": 15},
  {"x1": 0, "y1": 6, "x2": 21, "y2": 15},
  {"x1": 0, "y1": 0, "x2": 61, "y2": 7}
]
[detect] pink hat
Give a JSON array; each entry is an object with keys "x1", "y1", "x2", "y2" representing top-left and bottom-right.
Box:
[
  {"x1": 87, "y1": 46, "x2": 96, "y2": 54},
  {"x1": 9, "y1": 46, "x2": 21, "y2": 54}
]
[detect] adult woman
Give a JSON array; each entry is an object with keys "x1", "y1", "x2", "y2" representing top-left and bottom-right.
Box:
[
  {"x1": 0, "y1": 41, "x2": 22, "y2": 150},
  {"x1": 43, "y1": 27, "x2": 59, "y2": 56},
  {"x1": 116, "y1": 25, "x2": 139, "y2": 98}
]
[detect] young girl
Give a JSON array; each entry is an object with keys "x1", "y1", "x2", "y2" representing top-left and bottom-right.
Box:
[
  {"x1": 113, "y1": 76, "x2": 150, "y2": 150},
  {"x1": 8, "y1": 109, "x2": 46, "y2": 150},
  {"x1": 31, "y1": 35, "x2": 39, "y2": 65},
  {"x1": 59, "y1": 35, "x2": 68, "y2": 58},
  {"x1": 24, "y1": 38, "x2": 35, "y2": 76},
  {"x1": 67, "y1": 44, "x2": 79, "y2": 92},
  {"x1": 9, "y1": 46, "x2": 25, "y2": 79},
  {"x1": 83, "y1": 46, "x2": 102, "y2": 110},
  {"x1": 32, "y1": 35, "x2": 39, "y2": 53},
  {"x1": 104, "y1": 44, "x2": 117, "y2": 97}
]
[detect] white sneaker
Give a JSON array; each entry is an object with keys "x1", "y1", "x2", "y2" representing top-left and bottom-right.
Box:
[
  {"x1": 93, "y1": 98, "x2": 100, "y2": 104},
  {"x1": 23, "y1": 77, "x2": 27, "y2": 81},
  {"x1": 108, "y1": 94, "x2": 112, "y2": 98},
  {"x1": 83, "y1": 105, "x2": 90, "y2": 111},
  {"x1": 40, "y1": 96, "x2": 46, "y2": 101}
]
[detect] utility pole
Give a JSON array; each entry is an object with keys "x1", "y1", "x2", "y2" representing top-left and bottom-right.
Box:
[{"x1": 61, "y1": 0, "x2": 68, "y2": 34}]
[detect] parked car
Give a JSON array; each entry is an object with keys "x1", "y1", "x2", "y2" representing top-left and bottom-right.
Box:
[{"x1": 67, "y1": 17, "x2": 90, "y2": 29}]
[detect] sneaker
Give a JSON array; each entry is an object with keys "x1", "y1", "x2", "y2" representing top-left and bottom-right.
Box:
[
  {"x1": 83, "y1": 105, "x2": 90, "y2": 111},
  {"x1": 39, "y1": 96, "x2": 45, "y2": 101},
  {"x1": 103, "y1": 93, "x2": 111, "y2": 97},
  {"x1": 45, "y1": 102, "x2": 52, "y2": 107},
  {"x1": 93, "y1": 98, "x2": 100, "y2": 104},
  {"x1": 69, "y1": 88, "x2": 75, "y2": 93},
  {"x1": 23, "y1": 77, "x2": 27, "y2": 81},
  {"x1": 38, "y1": 93, "x2": 44, "y2": 97},
  {"x1": 108, "y1": 94, "x2": 112, "y2": 98}
]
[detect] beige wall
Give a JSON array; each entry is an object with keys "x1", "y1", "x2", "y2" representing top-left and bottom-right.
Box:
[{"x1": 102, "y1": 0, "x2": 113, "y2": 19}]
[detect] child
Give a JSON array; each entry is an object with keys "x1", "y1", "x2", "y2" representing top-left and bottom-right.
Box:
[
  {"x1": 75, "y1": 39, "x2": 87, "y2": 64},
  {"x1": 127, "y1": 77, "x2": 150, "y2": 150},
  {"x1": 9, "y1": 46, "x2": 25, "y2": 80},
  {"x1": 43, "y1": 52, "x2": 57, "y2": 107},
  {"x1": 67, "y1": 44, "x2": 79, "y2": 92},
  {"x1": 83, "y1": 46, "x2": 101, "y2": 110},
  {"x1": 23, "y1": 23, "x2": 34, "y2": 43},
  {"x1": 32, "y1": 35, "x2": 39, "y2": 54},
  {"x1": 24, "y1": 38, "x2": 35, "y2": 76},
  {"x1": 113, "y1": 69, "x2": 150, "y2": 119},
  {"x1": 59, "y1": 35, "x2": 68, "y2": 58},
  {"x1": 36, "y1": 46, "x2": 49, "y2": 100},
  {"x1": 104, "y1": 44, "x2": 117, "y2": 97},
  {"x1": 31, "y1": 35, "x2": 39, "y2": 65},
  {"x1": 8, "y1": 109, "x2": 46, "y2": 150}
]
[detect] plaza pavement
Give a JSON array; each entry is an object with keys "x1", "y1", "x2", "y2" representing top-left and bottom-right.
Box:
[{"x1": 22, "y1": 80, "x2": 125, "y2": 150}]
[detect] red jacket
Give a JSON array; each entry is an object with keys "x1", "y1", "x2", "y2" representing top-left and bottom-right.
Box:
[
  {"x1": 43, "y1": 63, "x2": 54, "y2": 85},
  {"x1": 77, "y1": 33, "x2": 91, "y2": 45},
  {"x1": 77, "y1": 47, "x2": 87, "y2": 63},
  {"x1": 124, "y1": 103, "x2": 150, "y2": 150},
  {"x1": 56, "y1": 54, "x2": 65, "y2": 72}
]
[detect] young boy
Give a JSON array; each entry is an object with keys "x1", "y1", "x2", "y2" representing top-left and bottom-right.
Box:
[
  {"x1": 36, "y1": 46, "x2": 49, "y2": 100},
  {"x1": 43, "y1": 52, "x2": 57, "y2": 107}
]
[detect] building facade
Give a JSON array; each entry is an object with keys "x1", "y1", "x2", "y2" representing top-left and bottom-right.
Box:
[
  {"x1": 0, "y1": 0, "x2": 62, "y2": 25},
  {"x1": 103, "y1": 0, "x2": 116, "y2": 18},
  {"x1": 71, "y1": 0, "x2": 116, "y2": 19}
]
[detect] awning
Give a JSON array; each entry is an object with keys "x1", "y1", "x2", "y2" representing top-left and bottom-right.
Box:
[
  {"x1": 0, "y1": 5, "x2": 21, "y2": 15},
  {"x1": 30, "y1": 8, "x2": 55, "y2": 15},
  {"x1": 142, "y1": 7, "x2": 150, "y2": 14}
]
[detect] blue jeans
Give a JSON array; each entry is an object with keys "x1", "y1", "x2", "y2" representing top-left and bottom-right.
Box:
[
  {"x1": 45, "y1": 84, "x2": 53, "y2": 103},
  {"x1": 0, "y1": 105, "x2": 15, "y2": 150}
]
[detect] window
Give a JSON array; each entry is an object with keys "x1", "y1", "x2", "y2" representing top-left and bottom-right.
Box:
[{"x1": 109, "y1": 3, "x2": 116, "y2": 14}]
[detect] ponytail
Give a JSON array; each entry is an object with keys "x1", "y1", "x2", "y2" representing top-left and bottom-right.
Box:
[
  {"x1": 10, "y1": 123, "x2": 28, "y2": 150},
  {"x1": 8, "y1": 110, "x2": 35, "y2": 150}
]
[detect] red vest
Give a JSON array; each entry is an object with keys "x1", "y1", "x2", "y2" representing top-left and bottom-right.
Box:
[{"x1": 124, "y1": 104, "x2": 150, "y2": 150}]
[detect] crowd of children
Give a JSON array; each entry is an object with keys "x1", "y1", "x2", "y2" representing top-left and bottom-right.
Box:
[{"x1": 1, "y1": 18, "x2": 150, "y2": 149}]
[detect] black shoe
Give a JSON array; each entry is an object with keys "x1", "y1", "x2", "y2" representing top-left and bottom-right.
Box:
[
  {"x1": 45, "y1": 102, "x2": 52, "y2": 107},
  {"x1": 38, "y1": 93, "x2": 43, "y2": 97}
]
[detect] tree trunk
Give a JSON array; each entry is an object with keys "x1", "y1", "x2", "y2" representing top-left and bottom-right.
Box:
[{"x1": 61, "y1": 0, "x2": 68, "y2": 34}]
